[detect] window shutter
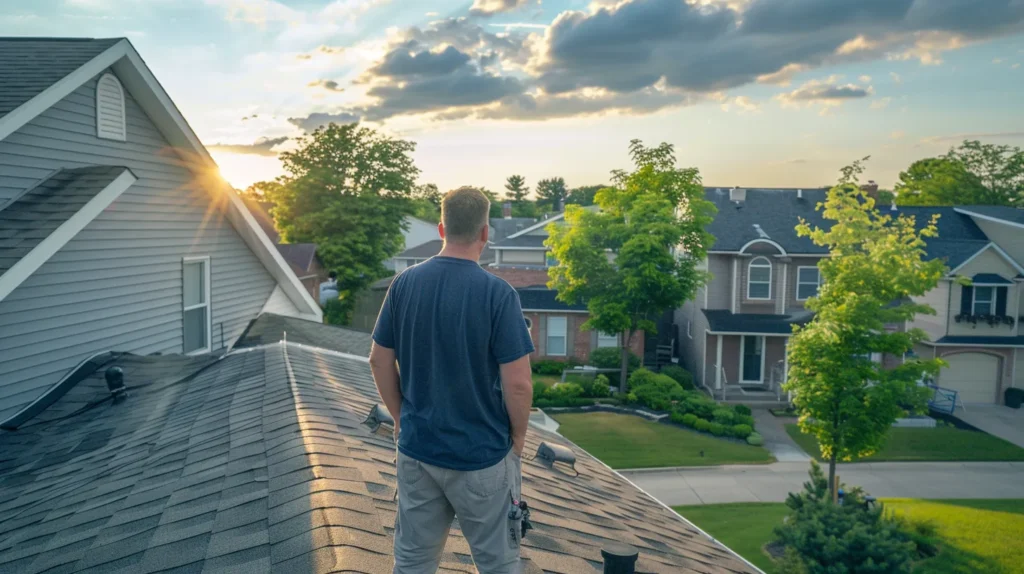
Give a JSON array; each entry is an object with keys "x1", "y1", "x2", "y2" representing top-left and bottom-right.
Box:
[
  {"x1": 96, "y1": 73, "x2": 126, "y2": 141},
  {"x1": 996, "y1": 287, "x2": 1008, "y2": 316},
  {"x1": 960, "y1": 286, "x2": 973, "y2": 315}
]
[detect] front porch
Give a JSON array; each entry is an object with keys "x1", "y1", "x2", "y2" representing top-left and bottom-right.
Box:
[{"x1": 704, "y1": 332, "x2": 790, "y2": 403}]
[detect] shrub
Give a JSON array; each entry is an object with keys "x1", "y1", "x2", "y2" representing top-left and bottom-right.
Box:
[
  {"x1": 681, "y1": 413, "x2": 699, "y2": 428},
  {"x1": 709, "y1": 422, "x2": 727, "y2": 436},
  {"x1": 734, "y1": 414, "x2": 755, "y2": 428},
  {"x1": 683, "y1": 395, "x2": 717, "y2": 419},
  {"x1": 532, "y1": 381, "x2": 548, "y2": 402},
  {"x1": 712, "y1": 408, "x2": 736, "y2": 425},
  {"x1": 660, "y1": 365, "x2": 694, "y2": 390},
  {"x1": 746, "y1": 432, "x2": 764, "y2": 446},
  {"x1": 733, "y1": 404, "x2": 752, "y2": 416},
  {"x1": 731, "y1": 424, "x2": 753, "y2": 439},
  {"x1": 669, "y1": 411, "x2": 688, "y2": 425},
  {"x1": 695, "y1": 419, "x2": 712, "y2": 432},
  {"x1": 532, "y1": 360, "x2": 565, "y2": 376},
  {"x1": 773, "y1": 461, "x2": 917, "y2": 574},
  {"x1": 590, "y1": 347, "x2": 641, "y2": 371},
  {"x1": 546, "y1": 383, "x2": 584, "y2": 400},
  {"x1": 585, "y1": 375, "x2": 611, "y2": 398},
  {"x1": 629, "y1": 369, "x2": 687, "y2": 411},
  {"x1": 534, "y1": 397, "x2": 593, "y2": 408}
]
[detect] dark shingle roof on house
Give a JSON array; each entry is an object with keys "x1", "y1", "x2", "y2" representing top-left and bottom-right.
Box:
[
  {"x1": 0, "y1": 343, "x2": 756, "y2": 573},
  {"x1": 0, "y1": 37, "x2": 121, "y2": 117},
  {"x1": 934, "y1": 335, "x2": 1024, "y2": 346},
  {"x1": 395, "y1": 241, "x2": 495, "y2": 266},
  {"x1": 703, "y1": 309, "x2": 812, "y2": 335},
  {"x1": 235, "y1": 313, "x2": 373, "y2": 357},
  {"x1": 490, "y1": 217, "x2": 537, "y2": 242},
  {"x1": 492, "y1": 234, "x2": 548, "y2": 249},
  {"x1": 517, "y1": 288, "x2": 587, "y2": 311},
  {"x1": 0, "y1": 166, "x2": 130, "y2": 276},
  {"x1": 955, "y1": 206, "x2": 1024, "y2": 226},
  {"x1": 972, "y1": 273, "x2": 1013, "y2": 285}
]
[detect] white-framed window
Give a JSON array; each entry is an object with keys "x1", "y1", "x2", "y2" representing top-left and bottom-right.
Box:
[
  {"x1": 183, "y1": 256, "x2": 211, "y2": 355},
  {"x1": 747, "y1": 256, "x2": 772, "y2": 300},
  {"x1": 597, "y1": 331, "x2": 619, "y2": 348},
  {"x1": 96, "y1": 73, "x2": 126, "y2": 141},
  {"x1": 973, "y1": 286, "x2": 994, "y2": 315},
  {"x1": 546, "y1": 316, "x2": 567, "y2": 356},
  {"x1": 796, "y1": 266, "x2": 822, "y2": 300}
]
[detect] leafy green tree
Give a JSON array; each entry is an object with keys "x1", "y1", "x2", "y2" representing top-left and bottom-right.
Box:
[
  {"x1": 773, "y1": 461, "x2": 917, "y2": 573},
  {"x1": 504, "y1": 175, "x2": 529, "y2": 203},
  {"x1": 239, "y1": 179, "x2": 285, "y2": 201},
  {"x1": 896, "y1": 140, "x2": 1024, "y2": 205},
  {"x1": 786, "y1": 159, "x2": 945, "y2": 498},
  {"x1": 267, "y1": 123, "x2": 418, "y2": 323},
  {"x1": 410, "y1": 183, "x2": 441, "y2": 223},
  {"x1": 894, "y1": 157, "x2": 990, "y2": 206},
  {"x1": 547, "y1": 141, "x2": 716, "y2": 391},
  {"x1": 566, "y1": 184, "x2": 605, "y2": 207},
  {"x1": 536, "y1": 177, "x2": 568, "y2": 212},
  {"x1": 478, "y1": 187, "x2": 503, "y2": 219}
]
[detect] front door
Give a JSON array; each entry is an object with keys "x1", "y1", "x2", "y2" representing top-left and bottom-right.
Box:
[{"x1": 741, "y1": 335, "x2": 763, "y2": 383}]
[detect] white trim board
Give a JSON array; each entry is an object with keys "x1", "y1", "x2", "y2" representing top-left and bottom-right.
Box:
[
  {"x1": 739, "y1": 238, "x2": 788, "y2": 256},
  {"x1": 955, "y1": 208, "x2": 1024, "y2": 231},
  {"x1": 505, "y1": 212, "x2": 565, "y2": 239},
  {"x1": 0, "y1": 38, "x2": 322, "y2": 321},
  {"x1": 0, "y1": 169, "x2": 137, "y2": 303}
]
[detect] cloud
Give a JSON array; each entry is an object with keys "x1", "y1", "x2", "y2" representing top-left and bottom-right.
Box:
[
  {"x1": 923, "y1": 131, "x2": 1024, "y2": 144},
  {"x1": 1014, "y1": 63, "x2": 1021, "y2": 69},
  {"x1": 287, "y1": 112, "x2": 360, "y2": 133},
  {"x1": 208, "y1": 136, "x2": 288, "y2": 156},
  {"x1": 721, "y1": 95, "x2": 760, "y2": 113},
  {"x1": 994, "y1": 57, "x2": 1004, "y2": 63},
  {"x1": 307, "y1": 79, "x2": 344, "y2": 91},
  {"x1": 369, "y1": 43, "x2": 472, "y2": 77},
  {"x1": 470, "y1": 0, "x2": 535, "y2": 17},
  {"x1": 859, "y1": 74, "x2": 872, "y2": 82},
  {"x1": 890, "y1": 71, "x2": 902, "y2": 83},
  {"x1": 891, "y1": 130, "x2": 906, "y2": 139},
  {"x1": 489, "y1": 22, "x2": 549, "y2": 30},
  {"x1": 778, "y1": 78, "x2": 873, "y2": 106},
  {"x1": 871, "y1": 97, "x2": 892, "y2": 109}
]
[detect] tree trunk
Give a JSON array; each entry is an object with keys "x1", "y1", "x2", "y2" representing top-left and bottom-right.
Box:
[
  {"x1": 828, "y1": 452, "x2": 838, "y2": 503},
  {"x1": 619, "y1": 341, "x2": 629, "y2": 394}
]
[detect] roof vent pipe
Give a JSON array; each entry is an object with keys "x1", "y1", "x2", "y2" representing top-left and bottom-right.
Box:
[
  {"x1": 105, "y1": 366, "x2": 128, "y2": 403},
  {"x1": 729, "y1": 186, "x2": 746, "y2": 203},
  {"x1": 797, "y1": 189, "x2": 803, "y2": 199},
  {"x1": 602, "y1": 542, "x2": 639, "y2": 574}
]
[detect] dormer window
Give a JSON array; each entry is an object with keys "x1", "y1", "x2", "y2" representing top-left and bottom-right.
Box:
[
  {"x1": 973, "y1": 287, "x2": 994, "y2": 315},
  {"x1": 747, "y1": 256, "x2": 772, "y2": 300},
  {"x1": 96, "y1": 73, "x2": 126, "y2": 141}
]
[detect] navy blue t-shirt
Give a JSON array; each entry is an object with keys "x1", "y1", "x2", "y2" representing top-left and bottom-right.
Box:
[{"x1": 372, "y1": 256, "x2": 535, "y2": 471}]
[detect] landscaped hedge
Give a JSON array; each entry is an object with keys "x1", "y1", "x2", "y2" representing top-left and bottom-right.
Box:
[
  {"x1": 659, "y1": 365, "x2": 695, "y2": 390},
  {"x1": 590, "y1": 347, "x2": 641, "y2": 371}
]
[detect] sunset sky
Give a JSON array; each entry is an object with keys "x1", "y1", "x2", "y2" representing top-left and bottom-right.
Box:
[{"x1": 5, "y1": 0, "x2": 1024, "y2": 194}]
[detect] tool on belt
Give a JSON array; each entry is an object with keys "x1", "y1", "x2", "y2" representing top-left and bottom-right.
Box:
[{"x1": 509, "y1": 495, "x2": 533, "y2": 539}]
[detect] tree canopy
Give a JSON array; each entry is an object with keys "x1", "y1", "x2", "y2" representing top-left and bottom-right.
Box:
[
  {"x1": 504, "y1": 175, "x2": 529, "y2": 203},
  {"x1": 896, "y1": 140, "x2": 1024, "y2": 206},
  {"x1": 264, "y1": 123, "x2": 419, "y2": 322},
  {"x1": 566, "y1": 184, "x2": 605, "y2": 207},
  {"x1": 546, "y1": 141, "x2": 716, "y2": 390},
  {"x1": 536, "y1": 177, "x2": 568, "y2": 212},
  {"x1": 786, "y1": 159, "x2": 946, "y2": 498}
]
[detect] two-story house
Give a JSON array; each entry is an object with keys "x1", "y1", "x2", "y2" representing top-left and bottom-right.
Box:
[
  {"x1": 0, "y1": 37, "x2": 322, "y2": 421},
  {"x1": 678, "y1": 187, "x2": 1024, "y2": 406}
]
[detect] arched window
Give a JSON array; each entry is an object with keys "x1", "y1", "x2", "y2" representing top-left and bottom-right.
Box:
[
  {"x1": 96, "y1": 73, "x2": 126, "y2": 141},
  {"x1": 747, "y1": 256, "x2": 772, "y2": 300}
]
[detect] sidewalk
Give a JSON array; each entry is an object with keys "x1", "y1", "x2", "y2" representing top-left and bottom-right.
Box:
[
  {"x1": 751, "y1": 408, "x2": 809, "y2": 462},
  {"x1": 621, "y1": 461, "x2": 1024, "y2": 506}
]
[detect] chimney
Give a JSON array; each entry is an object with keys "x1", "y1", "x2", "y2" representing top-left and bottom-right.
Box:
[
  {"x1": 558, "y1": 197, "x2": 565, "y2": 213},
  {"x1": 602, "y1": 542, "x2": 639, "y2": 574},
  {"x1": 860, "y1": 180, "x2": 881, "y2": 204},
  {"x1": 729, "y1": 186, "x2": 746, "y2": 203},
  {"x1": 502, "y1": 201, "x2": 512, "y2": 219}
]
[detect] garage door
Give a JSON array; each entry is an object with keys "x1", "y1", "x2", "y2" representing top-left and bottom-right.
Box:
[{"x1": 940, "y1": 353, "x2": 1000, "y2": 404}]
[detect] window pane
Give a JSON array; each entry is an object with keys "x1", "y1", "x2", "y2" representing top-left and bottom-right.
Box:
[
  {"x1": 597, "y1": 332, "x2": 619, "y2": 348},
  {"x1": 183, "y1": 307, "x2": 207, "y2": 353},
  {"x1": 798, "y1": 283, "x2": 818, "y2": 300},
  {"x1": 547, "y1": 336, "x2": 566, "y2": 356},
  {"x1": 547, "y1": 316, "x2": 567, "y2": 355},
  {"x1": 798, "y1": 268, "x2": 819, "y2": 284},
  {"x1": 750, "y1": 266, "x2": 771, "y2": 282},
  {"x1": 749, "y1": 282, "x2": 770, "y2": 299},
  {"x1": 547, "y1": 316, "x2": 567, "y2": 335},
  {"x1": 184, "y1": 262, "x2": 205, "y2": 306}
]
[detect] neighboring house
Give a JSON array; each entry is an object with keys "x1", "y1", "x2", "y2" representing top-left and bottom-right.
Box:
[
  {"x1": 392, "y1": 239, "x2": 495, "y2": 271},
  {"x1": 244, "y1": 199, "x2": 327, "y2": 302},
  {"x1": 677, "y1": 186, "x2": 1024, "y2": 406},
  {"x1": 0, "y1": 37, "x2": 321, "y2": 421},
  {"x1": 0, "y1": 313, "x2": 758, "y2": 573},
  {"x1": 384, "y1": 215, "x2": 437, "y2": 270}
]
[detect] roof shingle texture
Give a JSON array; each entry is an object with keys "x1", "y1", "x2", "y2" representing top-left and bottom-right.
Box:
[
  {"x1": 0, "y1": 166, "x2": 130, "y2": 277},
  {"x1": 0, "y1": 344, "x2": 755, "y2": 573},
  {"x1": 236, "y1": 313, "x2": 373, "y2": 358},
  {"x1": 0, "y1": 37, "x2": 121, "y2": 118},
  {"x1": 518, "y1": 288, "x2": 587, "y2": 312},
  {"x1": 703, "y1": 309, "x2": 812, "y2": 334}
]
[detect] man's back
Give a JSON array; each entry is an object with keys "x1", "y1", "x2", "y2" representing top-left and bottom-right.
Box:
[{"x1": 372, "y1": 256, "x2": 533, "y2": 470}]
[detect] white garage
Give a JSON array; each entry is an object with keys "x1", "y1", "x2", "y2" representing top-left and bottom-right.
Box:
[{"x1": 939, "y1": 353, "x2": 1000, "y2": 404}]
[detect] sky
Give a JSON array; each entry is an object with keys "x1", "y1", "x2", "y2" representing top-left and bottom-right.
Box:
[{"x1": 4, "y1": 0, "x2": 1024, "y2": 194}]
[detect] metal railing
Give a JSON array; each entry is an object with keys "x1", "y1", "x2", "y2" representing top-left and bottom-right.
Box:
[
  {"x1": 926, "y1": 384, "x2": 963, "y2": 415},
  {"x1": 768, "y1": 360, "x2": 786, "y2": 402}
]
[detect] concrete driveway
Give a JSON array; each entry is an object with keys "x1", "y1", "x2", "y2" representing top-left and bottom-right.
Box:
[
  {"x1": 621, "y1": 461, "x2": 1024, "y2": 506},
  {"x1": 955, "y1": 405, "x2": 1024, "y2": 448}
]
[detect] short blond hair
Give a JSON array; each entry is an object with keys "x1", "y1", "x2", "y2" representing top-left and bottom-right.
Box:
[{"x1": 441, "y1": 187, "x2": 490, "y2": 244}]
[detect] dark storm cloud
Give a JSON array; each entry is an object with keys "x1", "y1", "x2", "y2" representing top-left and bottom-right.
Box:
[
  {"x1": 362, "y1": 70, "x2": 525, "y2": 120},
  {"x1": 741, "y1": 0, "x2": 915, "y2": 34},
  {"x1": 787, "y1": 83, "x2": 871, "y2": 101},
  {"x1": 371, "y1": 43, "x2": 471, "y2": 78},
  {"x1": 287, "y1": 112, "x2": 360, "y2": 133},
  {"x1": 208, "y1": 136, "x2": 288, "y2": 156}
]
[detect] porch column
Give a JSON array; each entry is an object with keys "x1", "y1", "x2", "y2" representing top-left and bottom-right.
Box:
[{"x1": 715, "y1": 334, "x2": 723, "y2": 389}]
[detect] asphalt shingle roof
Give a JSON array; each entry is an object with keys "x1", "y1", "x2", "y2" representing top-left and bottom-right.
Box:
[
  {"x1": 0, "y1": 166, "x2": 130, "y2": 277},
  {"x1": 934, "y1": 335, "x2": 1024, "y2": 346},
  {"x1": 517, "y1": 288, "x2": 587, "y2": 311},
  {"x1": 395, "y1": 241, "x2": 496, "y2": 266},
  {"x1": 236, "y1": 313, "x2": 373, "y2": 357},
  {"x1": 0, "y1": 37, "x2": 121, "y2": 118},
  {"x1": 490, "y1": 217, "x2": 537, "y2": 242},
  {"x1": 0, "y1": 343, "x2": 756, "y2": 573},
  {"x1": 972, "y1": 273, "x2": 1013, "y2": 285},
  {"x1": 492, "y1": 234, "x2": 548, "y2": 249},
  {"x1": 955, "y1": 206, "x2": 1024, "y2": 226},
  {"x1": 703, "y1": 309, "x2": 812, "y2": 335}
]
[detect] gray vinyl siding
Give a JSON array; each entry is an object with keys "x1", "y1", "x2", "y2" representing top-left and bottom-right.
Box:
[
  {"x1": 676, "y1": 299, "x2": 709, "y2": 388},
  {"x1": 0, "y1": 71, "x2": 276, "y2": 420},
  {"x1": 706, "y1": 254, "x2": 732, "y2": 310}
]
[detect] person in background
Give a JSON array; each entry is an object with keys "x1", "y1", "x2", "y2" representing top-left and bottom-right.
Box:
[
  {"x1": 369, "y1": 187, "x2": 534, "y2": 574},
  {"x1": 319, "y1": 270, "x2": 339, "y2": 306}
]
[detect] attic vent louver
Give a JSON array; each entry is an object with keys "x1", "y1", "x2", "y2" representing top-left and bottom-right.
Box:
[
  {"x1": 536, "y1": 442, "x2": 578, "y2": 475},
  {"x1": 363, "y1": 404, "x2": 394, "y2": 433},
  {"x1": 96, "y1": 73, "x2": 126, "y2": 141},
  {"x1": 104, "y1": 366, "x2": 128, "y2": 402}
]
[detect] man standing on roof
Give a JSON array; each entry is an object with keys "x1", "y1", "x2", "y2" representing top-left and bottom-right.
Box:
[{"x1": 370, "y1": 187, "x2": 535, "y2": 574}]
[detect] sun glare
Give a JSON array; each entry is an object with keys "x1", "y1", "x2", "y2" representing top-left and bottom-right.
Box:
[{"x1": 210, "y1": 151, "x2": 285, "y2": 190}]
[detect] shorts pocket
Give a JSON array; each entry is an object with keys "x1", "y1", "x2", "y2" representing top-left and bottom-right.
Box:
[
  {"x1": 465, "y1": 458, "x2": 508, "y2": 498},
  {"x1": 397, "y1": 452, "x2": 425, "y2": 485}
]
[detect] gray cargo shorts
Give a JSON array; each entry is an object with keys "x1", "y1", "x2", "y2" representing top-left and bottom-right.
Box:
[{"x1": 393, "y1": 449, "x2": 523, "y2": 574}]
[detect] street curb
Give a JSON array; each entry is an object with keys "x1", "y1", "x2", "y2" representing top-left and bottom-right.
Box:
[{"x1": 618, "y1": 462, "x2": 787, "y2": 474}]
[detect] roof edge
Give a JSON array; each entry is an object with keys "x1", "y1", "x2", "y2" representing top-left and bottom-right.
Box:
[{"x1": 0, "y1": 351, "x2": 119, "y2": 430}]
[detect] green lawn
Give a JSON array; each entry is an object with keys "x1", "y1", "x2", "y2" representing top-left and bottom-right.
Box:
[
  {"x1": 550, "y1": 412, "x2": 775, "y2": 469},
  {"x1": 674, "y1": 499, "x2": 1024, "y2": 574},
  {"x1": 532, "y1": 374, "x2": 560, "y2": 387},
  {"x1": 785, "y1": 424, "x2": 1024, "y2": 462}
]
